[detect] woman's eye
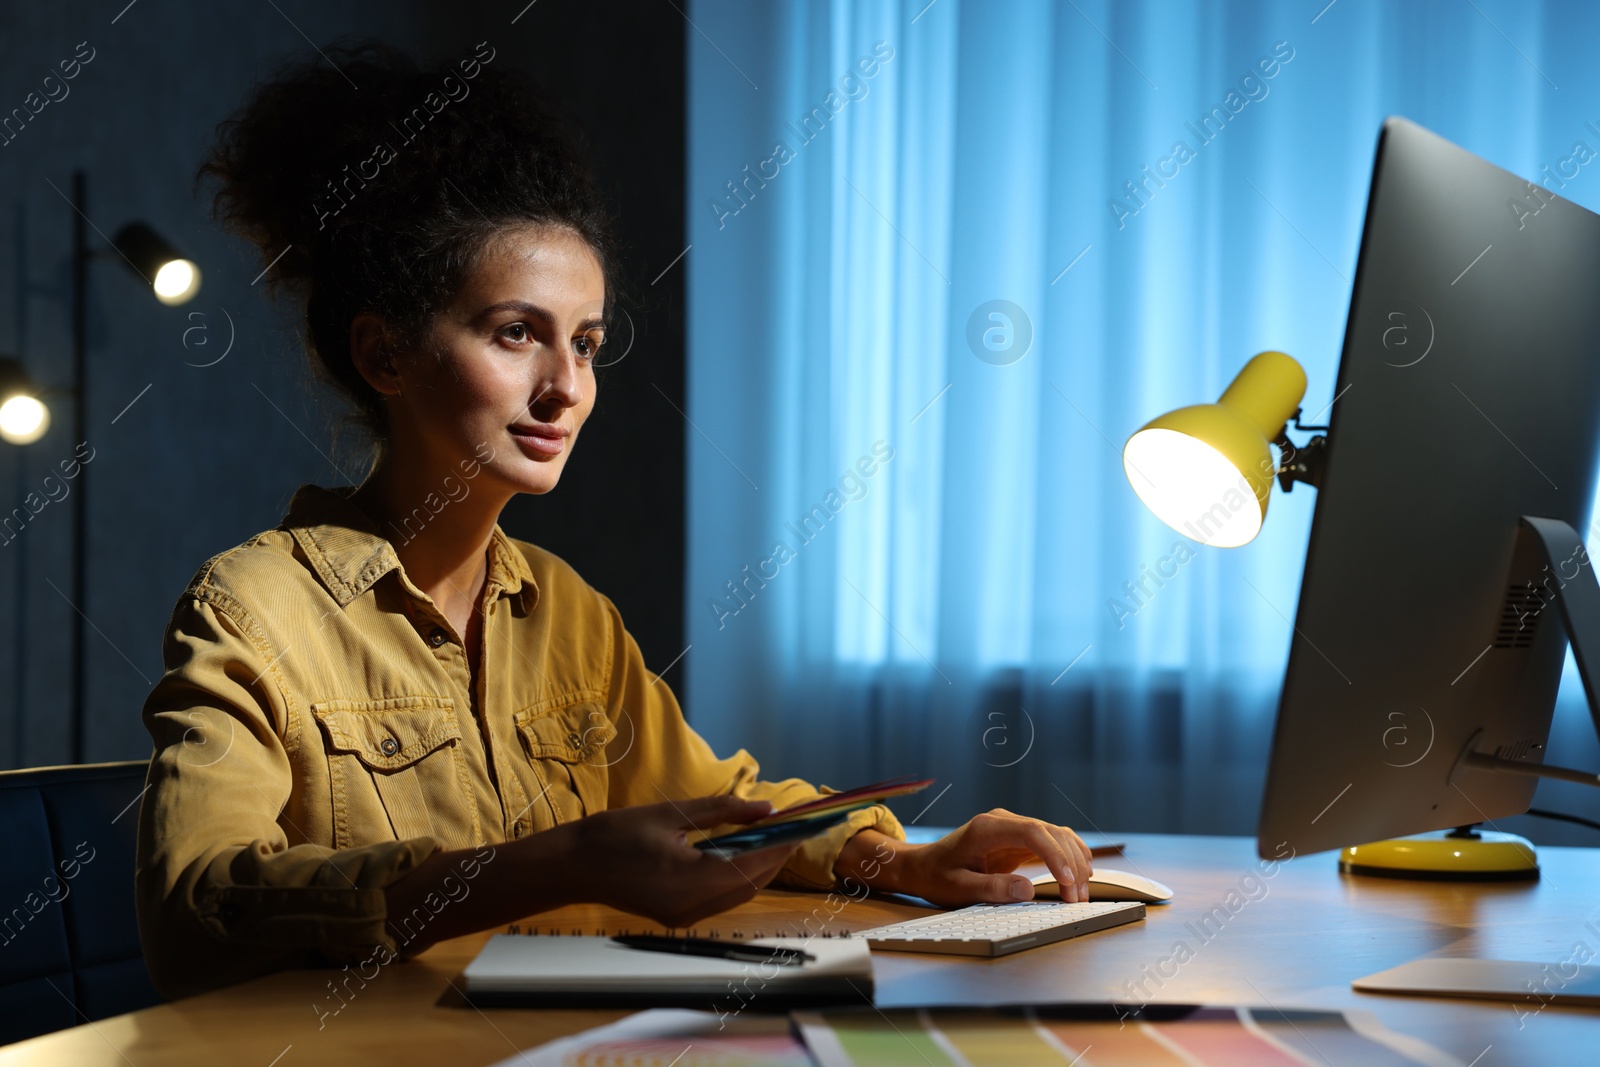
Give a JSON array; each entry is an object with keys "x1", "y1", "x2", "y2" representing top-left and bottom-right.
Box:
[
  {"x1": 499, "y1": 322, "x2": 530, "y2": 344},
  {"x1": 574, "y1": 329, "x2": 606, "y2": 362}
]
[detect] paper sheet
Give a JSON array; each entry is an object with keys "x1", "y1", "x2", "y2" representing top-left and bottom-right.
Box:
[
  {"x1": 500, "y1": 1004, "x2": 1464, "y2": 1067},
  {"x1": 792, "y1": 1006, "x2": 1464, "y2": 1067},
  {"x1": 492, "y1": 1008, "x2": 813, "y2": 1067}
]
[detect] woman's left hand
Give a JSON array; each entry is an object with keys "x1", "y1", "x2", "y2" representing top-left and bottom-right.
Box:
[{"x1": 853, "y1": 809, "x2": 1092, "y2": 906}]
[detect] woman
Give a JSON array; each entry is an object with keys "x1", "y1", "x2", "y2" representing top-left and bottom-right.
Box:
[{"x1": 135, "y1": 42, "x2": 1092, "y2": 999}]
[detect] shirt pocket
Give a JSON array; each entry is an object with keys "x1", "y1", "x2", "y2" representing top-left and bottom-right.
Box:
[
  {"x1": 312, "y1": 695, "x2": 478, "y2": 849},
  {"x1": 513, "y1": 700, "x2": 618, "y2": 820}
]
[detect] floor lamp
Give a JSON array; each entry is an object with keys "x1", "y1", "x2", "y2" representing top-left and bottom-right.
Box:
[{"x1": 0, "y1": 170, "x2": 200, "y2": 763}]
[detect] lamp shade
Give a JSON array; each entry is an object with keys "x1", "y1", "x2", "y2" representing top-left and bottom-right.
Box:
[
  {"x1": 111, "y1": 222, "x2": 201, "y2": 305},
  {"x1": 1123, "y1": 350, "x2": 1307, "y2": 547}
]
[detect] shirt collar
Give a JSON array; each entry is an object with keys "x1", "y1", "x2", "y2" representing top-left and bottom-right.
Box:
[{"x1": 282, "y1": 484, "x2": 538, "y2": 611}]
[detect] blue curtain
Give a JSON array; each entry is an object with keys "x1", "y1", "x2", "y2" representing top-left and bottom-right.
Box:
[{"x1": 683, "y1": 0, "x2": 1600, "y2": 837}]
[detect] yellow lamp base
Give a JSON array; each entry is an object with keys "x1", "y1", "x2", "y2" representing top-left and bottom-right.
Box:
[{"x1": 1339, "y1": 830, "x2": 1539, "y2": 881}]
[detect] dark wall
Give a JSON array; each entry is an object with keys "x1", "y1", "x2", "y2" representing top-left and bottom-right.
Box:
[
  {"x1": 0, "y1": 1, "x2": 686, "y2": 768},
  {"x1": 425, "y1": 4, "x2": 690, "y2": 698}
]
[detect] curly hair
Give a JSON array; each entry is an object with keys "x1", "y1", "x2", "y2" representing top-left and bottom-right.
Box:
[{"x1": 199, "y1": 39, "x2": 625, "y2": 463}]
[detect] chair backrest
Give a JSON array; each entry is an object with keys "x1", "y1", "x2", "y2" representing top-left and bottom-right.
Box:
[{"x1": 0, "y1": 760, "x2": 160, "y2": 1045}]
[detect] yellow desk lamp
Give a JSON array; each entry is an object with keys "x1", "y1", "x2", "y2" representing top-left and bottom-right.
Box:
[
  {"x1": 1122, "y1": 350, "x2": 1323, "y2": 547},
  {"x1": 1123, "y1": 351, "x2": 1538, "y2": 879}
]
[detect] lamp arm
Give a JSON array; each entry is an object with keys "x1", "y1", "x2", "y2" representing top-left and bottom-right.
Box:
[
  {"x1": 1287, "y1": 406, "x2": 1330, "y2": 433},
  {"x1": 1271, "y1": 429, "x2": 1327, "y2": 493},
  {"x1": 1270, "y1": 407, "x2": 1332, "y2": 493}
]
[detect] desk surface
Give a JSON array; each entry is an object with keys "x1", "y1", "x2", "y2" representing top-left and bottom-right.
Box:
[{"x1": 3, "y1": 833, "x2": 1595, "y2": 1065}]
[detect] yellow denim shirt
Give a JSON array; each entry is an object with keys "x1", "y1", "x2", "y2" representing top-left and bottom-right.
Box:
[{"x1": 135, "y1": 483, "x2": 903, "y2": 999}]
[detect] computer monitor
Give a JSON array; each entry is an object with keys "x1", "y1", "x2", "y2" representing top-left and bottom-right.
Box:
[{"x1": 1257, "y1": 116, "x2": 1600, "y2": 863}]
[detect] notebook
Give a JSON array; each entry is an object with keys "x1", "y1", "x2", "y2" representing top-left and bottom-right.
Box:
[{"x1": 461, "y1": 934, "x2": 874, "y2": 1009}]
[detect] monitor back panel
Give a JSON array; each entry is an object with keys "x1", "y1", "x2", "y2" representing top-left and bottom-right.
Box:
[{"x1": 1258, "y1": 117, "x2": 1600, "y2": 857}]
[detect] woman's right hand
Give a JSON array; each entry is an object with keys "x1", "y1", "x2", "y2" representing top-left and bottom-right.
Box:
[{"x1": 570, "y1": 794, "x2": 801, "y2": 929}]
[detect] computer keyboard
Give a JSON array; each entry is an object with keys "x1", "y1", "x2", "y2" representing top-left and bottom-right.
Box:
[{"x1": 864, "y1": 900, "x2": 1145, "y2": 957}]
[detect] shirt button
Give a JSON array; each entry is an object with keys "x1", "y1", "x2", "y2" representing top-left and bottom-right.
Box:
[
  {"x1": 379, "y1": 737, "x2": 400, "y2": 757},
  {"x1": 567, "y1": 732, "x2": 583, "y2": 748},
  {"x1": 428, "y1": 629, "x2": 447, "y2": 648},
  {"x1": 512, "y1": 823, "x2": 525, "y2": 839}
]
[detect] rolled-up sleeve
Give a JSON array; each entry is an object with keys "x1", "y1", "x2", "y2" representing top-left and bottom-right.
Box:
[
  {"x1": 135, "y1": 590, "x2": 440, "y2": 1000},
  {"x1": 597, "y1": 594, "x2": 904, "y2": 892}
]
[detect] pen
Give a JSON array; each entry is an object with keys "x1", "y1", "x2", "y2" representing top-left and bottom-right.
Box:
[{"x1": 610, "y1": 934, "x2": 816, "y2": 966}]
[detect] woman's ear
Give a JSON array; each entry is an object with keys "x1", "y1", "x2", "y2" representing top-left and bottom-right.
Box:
[{"x1": 349, "y1": 312, "x2": 402, "y2": 397}]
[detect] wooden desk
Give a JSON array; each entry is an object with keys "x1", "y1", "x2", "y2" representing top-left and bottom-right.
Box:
[{"x1": 3, "y1": 833, "x2": 1595, "y2": 1064}]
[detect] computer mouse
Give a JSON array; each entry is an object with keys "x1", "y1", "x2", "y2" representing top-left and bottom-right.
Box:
[{"x1": 1031, "y1": 867, "x2": 1174, "y2": 904}]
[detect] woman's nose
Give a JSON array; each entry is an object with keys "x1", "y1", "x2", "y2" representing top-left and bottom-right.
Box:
[{"x1": 533, "y1": 346, "x2": 585, "y2": 408}]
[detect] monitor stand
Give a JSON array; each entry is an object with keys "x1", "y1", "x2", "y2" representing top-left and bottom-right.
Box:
[
  {"x1": 1340, "y1": 515, "x2": 1600, "y2": 882},
  {"x1": 1349, "y1": 516, "x2": 1600, "y2": 1003}
]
